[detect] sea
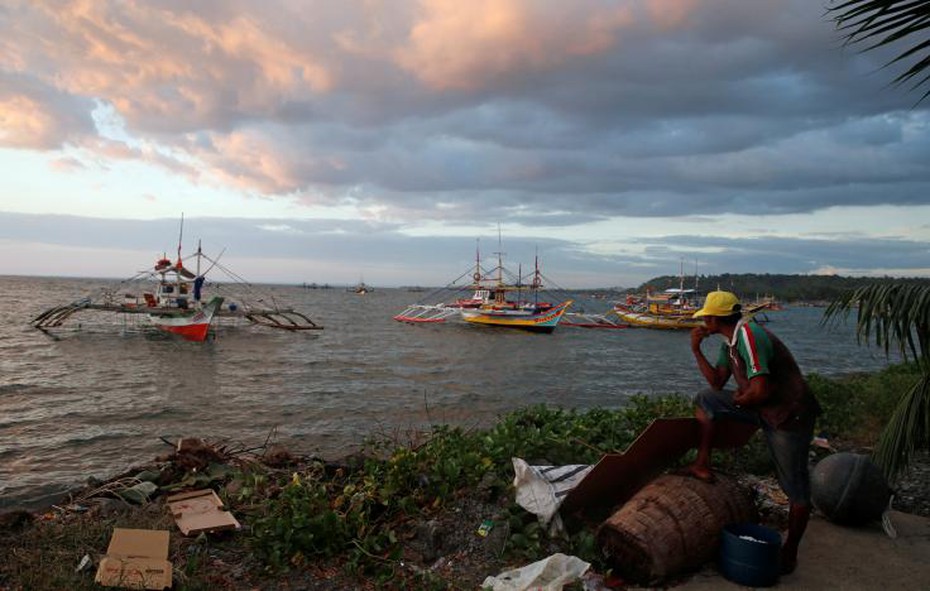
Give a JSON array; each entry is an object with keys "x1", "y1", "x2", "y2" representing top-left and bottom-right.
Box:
[{"x1": 0, "y1": 275, "x2": 900, "y2": 512}]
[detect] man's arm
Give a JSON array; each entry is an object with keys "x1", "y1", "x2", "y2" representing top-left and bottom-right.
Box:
[
  {"x1": 691, "y1": 326, "x2": 730, "y2": 389},
  {"x1": 734, "y1": 374, "x2": 771, "y2": 406}
]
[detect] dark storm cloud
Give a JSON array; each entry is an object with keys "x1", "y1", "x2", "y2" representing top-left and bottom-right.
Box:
[{"x1": 3, "y1": 0, "x2": 929, "y2": 223}]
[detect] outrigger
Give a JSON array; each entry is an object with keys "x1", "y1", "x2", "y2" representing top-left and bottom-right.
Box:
[{"x1": 32, "y1": 219, "x2": 322, "y2": 341}]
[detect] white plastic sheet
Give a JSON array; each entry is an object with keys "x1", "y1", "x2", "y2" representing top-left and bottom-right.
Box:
[
  {"x1": 481, "y1": 552, "x2": 591, "y2": 591},
  {"x1": 512, "y1": 458, "x2": 592, "y2": 528}
]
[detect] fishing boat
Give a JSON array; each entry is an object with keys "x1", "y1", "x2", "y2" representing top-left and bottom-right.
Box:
[
  {"x1": 612, "y1": 288, "x2": 704, "y2": 330},
  {"x1": 32, "y1": 219, "x2": 323, "y2": 341},
  {"x1": 457, "y1": 280, "x2": 573, "y2": 333},
  {"x1": 394, "y1": 240, "x2": 576, "y2": 333},
  {"x1": 747, "y1": 294, "x2": 784, "y2": 312},
  {"x1": 350, "y1": 281, "x2": 372, "y2": 295}
]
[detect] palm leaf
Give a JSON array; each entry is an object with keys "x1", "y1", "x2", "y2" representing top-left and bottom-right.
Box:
[
  {"x1": 823, "y1": 282, "x2": 929, "y2": 360},
  {"x1": 828, "y1": 0, "x2": 930, "y2": 103},
  {"x1": 824, "y1": 282, "x2": 930, "y2": 478},
  {"x1": 873, "y1": 374, "x2": 930, "y2": 478}
]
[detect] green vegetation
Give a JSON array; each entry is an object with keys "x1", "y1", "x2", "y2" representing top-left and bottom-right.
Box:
[
  {"x1": 0, "y1": 364, "x2": 918, "y2": 590},
  {"x1": 637, "y1": 273, "x2": 930, "y2": 302}
]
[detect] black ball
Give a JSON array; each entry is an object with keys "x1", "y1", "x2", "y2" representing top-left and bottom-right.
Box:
[{"x1": 811, "y1": 452, "x2": 891, "y2": 525}]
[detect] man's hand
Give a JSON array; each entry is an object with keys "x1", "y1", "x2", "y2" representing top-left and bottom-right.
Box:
[
  {"x1": 691, "y1": 326, "x2": 709, "y2": 351},
  {"x1": 733, "y1": 389, "x2": 750, "y2": 406},
  {"x1": 735, "y1": 375, "x2": 771, "y2": 407}
]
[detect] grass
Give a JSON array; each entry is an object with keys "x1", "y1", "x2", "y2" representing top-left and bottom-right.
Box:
[{"x1": 0, "y1": 363, "x2": 917, "y2": 590}]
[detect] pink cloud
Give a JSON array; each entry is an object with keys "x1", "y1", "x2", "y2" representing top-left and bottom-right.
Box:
[
  {"x1": 49, "y1": 155, "x2": 85, "y2": 172},
  {"x1": 395, "y1": 0, "x2": 634, "y2": 91},
  {"x1": 0, "y1": 95, "x2": 58, "y2": 148}
]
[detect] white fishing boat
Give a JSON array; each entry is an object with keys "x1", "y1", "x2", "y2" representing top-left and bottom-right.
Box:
[{"x1": 32, "y1": 218, "x2": 323, "y2": 341}]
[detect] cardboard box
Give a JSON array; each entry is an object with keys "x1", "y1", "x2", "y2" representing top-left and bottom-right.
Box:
[
  {"x1": 166, "y1": 489, "x2": 240, "y2": 536},
  {"x1": 95, "y1": 528, "x2": 172, "y2": 590}
]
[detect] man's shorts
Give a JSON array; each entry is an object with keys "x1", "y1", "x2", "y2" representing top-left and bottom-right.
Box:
[{"x1": 694, "y1": 388, "x2": 814, "y2": 505}]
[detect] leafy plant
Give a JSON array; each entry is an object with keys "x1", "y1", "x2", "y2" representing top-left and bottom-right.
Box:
[{"x1": 824, "y1": 282, "x2": 930, "y2": 477}]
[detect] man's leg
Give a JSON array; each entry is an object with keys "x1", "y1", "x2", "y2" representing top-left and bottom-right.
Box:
[
  {"x1": 686, "y1": 405, "x2": 716, "y2": 482},
  {"x1": 765, "y1": 421, "x2": 815, "y2": 575},
  {"x1": 686, "y1": 388, "x2": 757, "y2": 482},
  {"x1": 781, "y1": 502, "x2": 810, "y2": 574}
]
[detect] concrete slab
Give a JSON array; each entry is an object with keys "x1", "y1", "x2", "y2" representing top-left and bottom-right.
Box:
[{"x1": 669, "y1": 511, "x2": 930, "y2": 590}]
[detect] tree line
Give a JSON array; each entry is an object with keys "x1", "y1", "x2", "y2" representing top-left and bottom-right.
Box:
[{"x1": 637, "y1": 273, "x2": 930, "y2": 303}]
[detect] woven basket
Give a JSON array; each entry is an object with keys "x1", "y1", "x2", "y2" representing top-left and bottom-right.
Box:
[{"x1": 597, "y1": 473, "x2": 756, "y2": 584}]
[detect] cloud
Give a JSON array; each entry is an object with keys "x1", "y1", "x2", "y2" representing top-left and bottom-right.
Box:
[
  {"x1": 0, "y1": 0, "x2": 929, "y2": 283},
  {"x1": 395, "y1": 0, "x2": 635, "y2": 91},
  {"x1": 1, "y1": 212, "x2": 927, "y2": 288},
  {"x1": 5, "y1": 2, "x2": 924, "y2": 178},
  {"x1": 0, "y1": 73, "x2": 96, "y2": 149}
]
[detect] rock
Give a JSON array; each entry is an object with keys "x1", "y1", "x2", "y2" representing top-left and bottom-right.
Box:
[{"x1": 416, "y1": 519, "x2": 443, "y2": 563}]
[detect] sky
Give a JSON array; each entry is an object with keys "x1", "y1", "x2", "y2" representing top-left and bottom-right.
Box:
[{"x1": 1, "y1": 0, "x2": 929, "y2": 289}]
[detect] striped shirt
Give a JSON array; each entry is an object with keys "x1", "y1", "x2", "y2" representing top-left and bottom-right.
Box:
[{"x1": 716, "y1": 319, "x2": 820, "y2": 429}]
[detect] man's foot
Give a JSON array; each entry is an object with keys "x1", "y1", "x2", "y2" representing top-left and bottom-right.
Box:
[
  {"x1": 678, "y1": 464, "x2": 716, "y2": 483},
  {"x1": 780, "y1": 547, "x2": 798, "y2": 575}
]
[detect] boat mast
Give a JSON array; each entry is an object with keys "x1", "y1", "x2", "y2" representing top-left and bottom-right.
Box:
[
  {"x1": 678, "y1": 258, "x2": 685, "y2": 313},
  {"x1": 176, "y1": 213, "x2": 185, "y2": 293},
  {"x1": 494, "y1": 224, "x2": 505, "y2": 304},
  {"x1": 176, "y1": 213, "x2": 184, "y2": 265},
  {"x1": 473, "y1": 239, "x2": 481, "y2": 286},
  {"x1": 532, "y1": 247, "x2": 541, "y2": 304},
  {"x1": 495, "y1": 224, "x2": 504, "y2": 286}
]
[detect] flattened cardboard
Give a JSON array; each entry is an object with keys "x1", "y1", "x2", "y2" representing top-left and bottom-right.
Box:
[
  {"x1": 560, "y1": 417, "x2": 758, "y2": 515},
  {"x1": 95, "y1": 528, "x2": 172, "y2": 590},
  {"x1": 166, "y1": 488, "x2": 240, "y2": 536}
]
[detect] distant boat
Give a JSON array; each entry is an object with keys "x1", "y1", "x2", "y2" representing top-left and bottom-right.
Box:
[
  {"x1": 747, "y1": 294, "x2": 784, "y2": 312},
  {"x1": 613, "y1": 259, "x2": 705, "y2": 330},
  {"x1": 613, "y1": 288, "x2": 704, "y2": 330},
  {"x1": 32, "y1": 218, "x2": 323, "y2": 341},
  {"x1": 349, "y1": 281, "x2": 372, "y2": 294},
  {"x1": 394, "y1": 239, "x2": 574, "y2": 333}
]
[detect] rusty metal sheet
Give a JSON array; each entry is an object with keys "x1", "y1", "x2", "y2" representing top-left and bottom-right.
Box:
[{"x1": 560, "y1": 417, "x2": 758, "y2": 516}]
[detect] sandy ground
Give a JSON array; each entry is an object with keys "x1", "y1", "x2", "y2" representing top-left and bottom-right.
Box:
[{"x1": 672, "y1": 510, "x2": 930, "y2": 590}]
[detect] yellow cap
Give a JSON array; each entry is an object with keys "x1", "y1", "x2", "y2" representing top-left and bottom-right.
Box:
[{"x1": 693, "y1": 291, "x2": 740, "y2": 318}]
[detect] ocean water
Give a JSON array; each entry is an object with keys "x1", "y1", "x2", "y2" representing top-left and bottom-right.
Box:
[{"x1": 0, "y1": 275, "x2": 897, "y2": 511}]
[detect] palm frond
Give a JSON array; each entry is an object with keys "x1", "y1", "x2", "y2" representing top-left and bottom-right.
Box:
[
  {"x1": 822, "y1": 282, "x2": 930, "y2": 361},
  {"x1": 873, "y1": 374, "x2": 930, "y2": 478},
  {"x1": 828, "y1": 0, "x2": 930, "y2": 103},
  {"x1": 824, "y1": 281, "x2": 930, "y2": 477}
]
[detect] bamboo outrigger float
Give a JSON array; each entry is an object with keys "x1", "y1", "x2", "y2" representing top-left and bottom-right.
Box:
[{"x1": 32, "y1": 219, "x2": 322, "y2": 341}]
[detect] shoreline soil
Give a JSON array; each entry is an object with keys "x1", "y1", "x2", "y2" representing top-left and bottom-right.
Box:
[{"x1": 1, "y1": 436, "x2": 928, "y2": 590}]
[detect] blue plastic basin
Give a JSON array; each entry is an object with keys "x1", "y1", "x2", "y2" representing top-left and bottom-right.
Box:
[{"x1": 718, "y1": 522, "x2": 782, "y2": 587}]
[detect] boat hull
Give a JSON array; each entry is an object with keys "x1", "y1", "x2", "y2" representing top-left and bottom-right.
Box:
[
  {"x1": 613, "y1": 305, "x2": 703, "y2": 330},
  {"x1": 149, "y1": 297, "x2": 223, "y2": 342},
  {"x1": 461, "y1": 300, "x2": 572, "y2": 333}
]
